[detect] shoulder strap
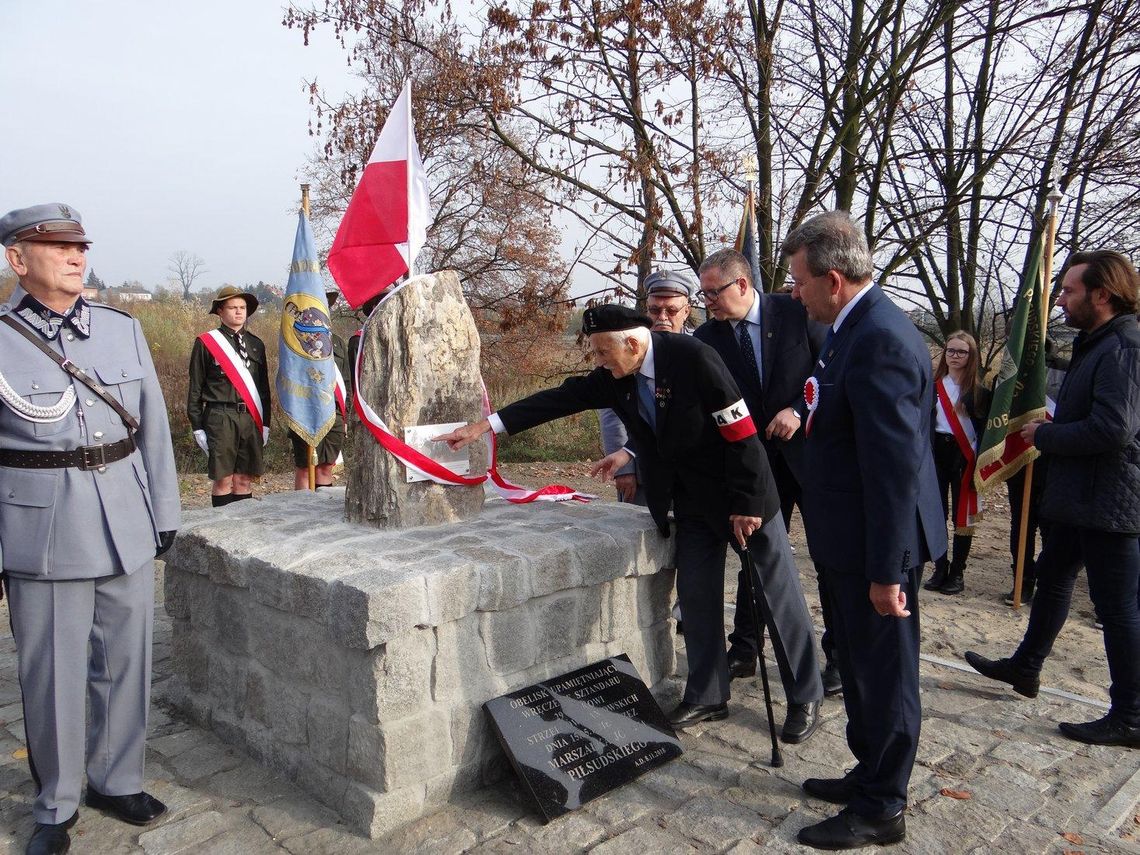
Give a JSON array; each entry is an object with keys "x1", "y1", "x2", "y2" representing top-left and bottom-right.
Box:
[{"x1": 0, "y1": 314, "x2": 140, "y2": 434}]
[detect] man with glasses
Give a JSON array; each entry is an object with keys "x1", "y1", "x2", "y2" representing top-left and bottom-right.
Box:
[
  {"x1": 599, "y1": 270, "x2": 694, "y2": 504},
  {"x1": 694, "y1": 249, "x2": 836, "y2": 742}
]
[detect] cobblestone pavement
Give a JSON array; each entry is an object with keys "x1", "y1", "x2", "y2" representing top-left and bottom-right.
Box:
[{"x1": 0, "y1": 543, "x2": 1137, "y2": 854}]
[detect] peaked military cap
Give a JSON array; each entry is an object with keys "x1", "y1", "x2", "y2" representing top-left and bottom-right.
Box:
[
  {"x1": 0, "y1": 203, "x2": 91, "y2": 247},
  {"x1": 209, "y1": 285, "x2": 259, "y2": 316},
  {"x1": 645, "y1": 269, "x2": 694, "y2": 298},
  {"x1": 581, "y1": 304, "x2": 652, "y2": 335}
]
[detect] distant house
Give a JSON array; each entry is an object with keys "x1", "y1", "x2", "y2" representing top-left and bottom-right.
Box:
[
  {"x1": 82, "y1": 286, "x2": 101, "y2": 301},
  {"x1": 106, "y1": 285, "x2": 153, "y2": 303}
]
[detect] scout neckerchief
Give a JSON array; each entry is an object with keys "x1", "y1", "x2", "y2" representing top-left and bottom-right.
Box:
[
  {"x1": 935, "y1": 377, "x2": 982, "y2": 532},
  {"x1": 198, "y1": 328, "x2": 265, "y2": 432}
]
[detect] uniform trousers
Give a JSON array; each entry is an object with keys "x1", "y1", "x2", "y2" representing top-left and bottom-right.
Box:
[
  {"x1": 6, "y1": 563, "x2": 154, "y2": 824},
  {"x1": 1013, "y1": 524, "x2": 1140, "y2": 726},
  {"x1": 674, "y1": 511, "x2": 822, "y2": 706},
  {"x1": 822, "y1": 564, "x2": 921, "y2": 819}
]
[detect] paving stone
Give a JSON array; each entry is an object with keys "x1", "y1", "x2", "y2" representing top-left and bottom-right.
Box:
[
  {"x1": 587, "y1": 824, "x2": 701, "y2": 854},
  {"x1": 376, "y1": 808, "x2": 478, "y2": 853},
  {"x1": 659, "y1": 793, "x2": 765, "y2": 847},
  {"x1": 168, "y1": 741, "x2": 243, "y2": 782},
  {"x1": 148, "y1": 727, "x2": 211, "y2": 759},
  {"x1": 279, "y1": 824, "x2": 377, "y2": 855},
  {"x1": 182, "y1": 817, "x2": 280, "y2": 854},
  {"x1": 989, "y1": 737, "x2": 1075, "y2": 773},
  {"x1": 968, "y1": 762, "x2": 1050, "y2": 818},
  {"x1": 138, "y1": 810, "x2": 237, "y2": 854},
  {"x1": 637, "y1": 757, "x2": 720, "y2": 805},
  {"x1": 582, "y1": 780, "x2": 670, "y2": 829},
  {"x1": 203, "y1": 760, "x2": 299, "y2": 805},
  {"x1": 250, "y1": 796, "x2": 343, "y2": 843}
]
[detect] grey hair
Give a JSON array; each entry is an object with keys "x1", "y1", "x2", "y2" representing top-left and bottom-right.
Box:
[
  {"x1": 781, "y1": 211, "x2": 874, "y2": 282},
  {"x1": 597, "y1": 326, "x2": 650, "y2": 348},
  {"x1": 698, "y1": 248, "x2": 753, "y2": 287}
]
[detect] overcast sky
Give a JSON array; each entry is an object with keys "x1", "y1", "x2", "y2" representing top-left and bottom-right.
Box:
[{"x1": 2, "y1": 1, "x2": 357, "y2": 293}]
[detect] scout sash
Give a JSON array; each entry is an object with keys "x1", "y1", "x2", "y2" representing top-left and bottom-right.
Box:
[
  {"x1": 334, "y1": 361, "x2": 347, "y2": 417},
  {"x1": 198, "y1": 330, "x2": 265, "y2": 431},
  {"x1": 936, "y1": 378, "x2": 981, "y2": 532}
]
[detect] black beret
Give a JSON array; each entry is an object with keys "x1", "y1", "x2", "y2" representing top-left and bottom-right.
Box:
[{"x1": 581, "y1": 304, "x2": 652, "y2": 335}]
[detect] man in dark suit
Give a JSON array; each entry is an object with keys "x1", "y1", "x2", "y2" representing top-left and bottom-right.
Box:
[
  {"x1": 437, "y1": 305, "x2": 823, "y2": 737},
  {"x1": 785, "y1": 212, "x2": 945, "y2": 850},
  {"x1": 694, "y1": 248, "x2": 841, "y2": 696}
]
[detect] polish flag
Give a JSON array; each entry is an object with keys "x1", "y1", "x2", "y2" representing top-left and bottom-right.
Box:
[{"x1": 328, "y1": 80, "x2": 432, "y2": 308}]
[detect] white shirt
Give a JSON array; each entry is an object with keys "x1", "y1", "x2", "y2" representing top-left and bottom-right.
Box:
[{"x1": 832, "y1": 282, "x2": 876, "y2": 332}]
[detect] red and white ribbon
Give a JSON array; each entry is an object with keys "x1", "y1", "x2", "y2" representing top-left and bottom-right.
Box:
[
  {"x1": 803, "y1": 376, "x2": 820, "y2": 436},
  {"x1": 351, "y1": 283, "x2": 594, "y2": 504},
  {"x1": 333, "y1": 361, "x2": 347, "y2": 417},
  {"x1": 935, "y1": 378, "x2": 983, "y2": 531},
  {"x1": 199, "y1": 330, "x2": 265, "y2": 431}
]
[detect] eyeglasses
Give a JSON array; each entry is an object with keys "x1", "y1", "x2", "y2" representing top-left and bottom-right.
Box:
[
  {"x1": 646, "y1": 305, "x2": 687, "y2": 316},
  {"x1": 697, "y1": 280, "x2": 738, "y2": 303},
  {"x1": 945, "y1": 348, "x2": 970, "y2": 357}
]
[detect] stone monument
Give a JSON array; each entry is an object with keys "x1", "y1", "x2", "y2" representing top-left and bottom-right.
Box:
[{"x1": 346, "y1": 271, "x2": 488, "y2": 528}]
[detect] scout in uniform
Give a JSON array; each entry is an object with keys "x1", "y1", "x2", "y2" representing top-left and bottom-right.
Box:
[
  {"x1": 187, "y1": 286, "x2": 271, "y2": 506},
  {"x1": 0, "y1": 203, "x2": 181, "y2": 855}
]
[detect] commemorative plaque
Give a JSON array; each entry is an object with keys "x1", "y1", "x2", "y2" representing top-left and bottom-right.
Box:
[
  {"x1": 402, "y1": 422, "x2": 471, "y2": 483},
  {"x1": 483, "y1": 654, "x2": 682, "y2": 821}
]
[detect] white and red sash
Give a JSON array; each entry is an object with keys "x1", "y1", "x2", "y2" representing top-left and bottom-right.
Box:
[
  {"x1": 935, "y1": 378, "x2": 981, "y2": 531},
  {"x1": 334, "y1": 362, "x2": 347, "y2": 418},
  {"x1": 198, "y1": 329, "x2": 265, "y2": 431},
  {"x1": 351, "y1": 286, "x2": 593, "y2": 503}
]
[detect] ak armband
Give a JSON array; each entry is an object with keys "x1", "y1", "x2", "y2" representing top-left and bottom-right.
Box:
[{"x1": 712, "y1": 399, "x2": 757, "y2": 441}]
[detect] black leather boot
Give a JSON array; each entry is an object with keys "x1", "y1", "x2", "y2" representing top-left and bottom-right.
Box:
[{"x1": 924, "y1": 556, "x2": 949, "y2": 591}]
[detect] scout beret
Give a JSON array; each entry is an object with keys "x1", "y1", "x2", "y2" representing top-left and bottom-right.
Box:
[
  {"x1": 645, "y1": 270, "x2": 694, "y2": 298},
  {"x1": 0, "y1": 203, "x2": 91, "y2": 248},
  {"x1": 209, "y1": 285, "x2": 259, "y2": 316},
  {"x1": 581, "y1": 304, "x2": 652, "y2": 335}
]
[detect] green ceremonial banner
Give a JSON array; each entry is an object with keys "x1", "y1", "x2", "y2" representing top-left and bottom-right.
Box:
[{"x1": 974, "y1": 238, "x2": 1049, "y2": 492}]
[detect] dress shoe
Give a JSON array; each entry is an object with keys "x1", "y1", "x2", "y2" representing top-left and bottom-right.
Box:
[
  {"x1": 798, "y1": 807, "x2": 906, "y2": 850},
  {"x1": 781, "y1": 699, "x2": 821, "y2": 744},
  {"x1": 1058, "y1": 714, "x2": 1140, "y2": 748},
  {"x1": 803, "y1": 776, "x2": 857, "y2": 804},
  {"x1": 822, "y1": 661, "x2": 843, "y2": 696},
  {"x1": 84, "y1": 789, "x2": 166, "y2": 826},
  {"x1": 26, "y1": 812, "x2": 77, "y2": 855},
  {"x1": 963, "y1": 651, "x2": 1040, "y2": 698},
  {"x1": 667, "y1": 701, "x2": 728, "y2": 729},
  {"x1": 1003, "y1": 578, "x2": 1034, "y2": 605},
  {"x1": 938, "y1": 568, "x2": 964, "y2": 595},
  {"x1": 923, "y1": 562, "x2": 948, "y2": 591},
  {"x1": 728, "y1": 656, "x2": 756, "y2": 680}
]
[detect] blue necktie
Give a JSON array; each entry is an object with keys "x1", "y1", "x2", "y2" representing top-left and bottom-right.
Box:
[
  {"x1": 737, "y1": 321, "x2": 762, "y2": 388},
  {"x1": 817, "y1": 327, "x2": 835, "y2": 370},
  {"x1": 637, "y1": 373, "x2": 657, "y2": 430}
]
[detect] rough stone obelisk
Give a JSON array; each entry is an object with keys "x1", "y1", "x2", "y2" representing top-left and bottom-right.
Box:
[{"x1": 345, "y1": 271, "x2": 488, "y2": 527}]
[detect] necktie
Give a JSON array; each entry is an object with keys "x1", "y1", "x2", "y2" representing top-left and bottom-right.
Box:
[
  {"x1": 637, "y1": 373, "x2": 657, "y2": 430},
  {"x1": 737, "y1": 321, "x2": 762, "y2": 388},
  {"x1": 816, "y1": 327, "x2": 836, "y2": 370}
]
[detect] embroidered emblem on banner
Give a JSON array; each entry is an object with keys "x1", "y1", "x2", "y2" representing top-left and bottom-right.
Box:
[{"x1": 282, "y1": 294, "x2": 333, "y2": 360}]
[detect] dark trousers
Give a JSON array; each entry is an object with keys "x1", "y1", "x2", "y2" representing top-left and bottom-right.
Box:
[
  {"x1": 1006, "y1": 465, "x2": 1045, "y2": 584},
  {"x1": 674, "y1": 512, "x2": 822, "y2": 706},
  {"x1": 932, "y1": 433, "x2": 971, "y2": 569},
  {"x1": 822, "y1": 565, "x2": 922, "y2": 819},
  {"x1": 1013, "y1": 524, "x2": 1140, "y2": 725},
  {"x1": 728, "y1": 450, "x2": 836, "y2": 667}
]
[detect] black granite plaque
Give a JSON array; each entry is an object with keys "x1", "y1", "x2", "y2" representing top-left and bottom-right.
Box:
[{"x1": 483, "y1": 654, "x2": 682, "y2": 822}]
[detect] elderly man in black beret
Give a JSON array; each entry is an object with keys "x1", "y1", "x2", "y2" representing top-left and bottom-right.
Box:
[{"x1": 437, "y1": 304, "x2": 823, "y2": 736}]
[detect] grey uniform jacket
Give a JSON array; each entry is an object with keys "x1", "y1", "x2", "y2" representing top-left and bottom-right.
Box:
[{"x1": 0, "y1": 287, "x2": 181, "y2": 579}]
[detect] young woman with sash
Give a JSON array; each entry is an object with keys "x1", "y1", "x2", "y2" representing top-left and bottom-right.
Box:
[{"x1": 925, "y1": 331, "x2": 989, "y2": 595}]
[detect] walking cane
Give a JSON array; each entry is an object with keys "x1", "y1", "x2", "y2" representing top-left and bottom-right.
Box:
[{"x1": 740, "y1": 544, "x2": 784, "y2": 768}]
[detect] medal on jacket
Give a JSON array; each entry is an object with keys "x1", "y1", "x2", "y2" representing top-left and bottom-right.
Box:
[{"x1": 804, "y1": 376, "x2": 821, "y2": 436}]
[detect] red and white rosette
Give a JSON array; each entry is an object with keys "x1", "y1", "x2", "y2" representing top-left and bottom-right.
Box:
[
  {"x1": 351, "y1": 282, "x2": 594, "y2": 504},
  {"x1": 803, "y1": 376, "x2": 821, "y2": 436}
]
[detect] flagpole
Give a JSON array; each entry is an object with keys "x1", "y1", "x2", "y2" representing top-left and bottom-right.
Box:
[
  {"x1": 1011, "y1": 182, "x2": 1063, "y2": 609},
  {"x1": 300, "y1": 183, "x2": 318, "y2": 492}
]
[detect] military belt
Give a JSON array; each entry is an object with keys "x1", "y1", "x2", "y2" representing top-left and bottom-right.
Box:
[
  {"x1": 0, "y1": 436, "x2": 135, "y2": 470},
  {"x1": 207, "y1": 401, "x2": 249, "y2": 413}
]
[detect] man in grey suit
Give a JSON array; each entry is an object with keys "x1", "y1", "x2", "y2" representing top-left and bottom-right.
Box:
[{"x1": 0, "y1": 204, "x2": 180, "y2": 855}]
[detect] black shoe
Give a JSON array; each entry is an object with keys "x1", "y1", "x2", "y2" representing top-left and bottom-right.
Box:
[
  {"x1": 781, "y1": 700, "x2": 821, "y2": 744},
  {"x1": 822, "y1": 662, "x2": 843, "y2": 696},
  {"x1": 675, "y1": 620, "x2": 683, "y2": 636},
  {"x1": 803, "y1": 776, "x2": 857, "y2": 804},
  {"x1": 1003, "y1": 580, "x2": 1034, "y2": 605},
  {"x1": 923, "y1": 563, "x2": 948, "y2": 591},
  {"x1": 26, "y1": 812, "x2": 77, "y2": 855},
  {"x1": 963, "y1": 651, "x2": 1040, "y2": 699},
  {"x1": 728, "y1": 656, "x2": 756, "y2": 680},
  {"x1": 84, "y1": 789, "x2": 166, "y2": 826},
  {"x1": 1058, "y1": 714, "x2": 1140, "y2": 748},
  {"x1": 667, "y1": 701, "x2": 728, "y2": 729},
  {"x1": 798, "y1": 807, "x2": 906, "y2": 850}
]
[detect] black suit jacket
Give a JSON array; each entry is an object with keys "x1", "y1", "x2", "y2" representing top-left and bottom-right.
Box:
[
  {"x1": 498, "y1": 333, "x2": 781, "y2": 536},
  {"x1": 799, "y1": 286, "x2": 946, "y2": 581},
  {"x1": 694, "y1": 292, "x2": 827, "y2": 479}
]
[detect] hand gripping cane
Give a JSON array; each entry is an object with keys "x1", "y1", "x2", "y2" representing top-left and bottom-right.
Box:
[{"x1": 741, "y1": 544, "x2": 784, "y2": 767}]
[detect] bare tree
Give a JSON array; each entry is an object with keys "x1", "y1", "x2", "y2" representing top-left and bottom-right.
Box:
[{"x1": 168, "y1": 251, "x2": 207, "y2": 300}]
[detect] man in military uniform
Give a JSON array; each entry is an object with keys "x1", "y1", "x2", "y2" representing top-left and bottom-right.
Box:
[
  {"x1": 0, "y1": 203, "x2": 180, "y2": 855},
  {"x1": 187, "y1": 286, "x2": 271, "y2": 506},
  {"x1": 289, "y1": 290, "x2": 349, "y2": 489}
]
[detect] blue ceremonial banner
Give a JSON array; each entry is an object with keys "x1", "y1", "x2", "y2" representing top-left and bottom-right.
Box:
[{"x1": 276, "y1": 210, "x2": 337, "y2": 448}]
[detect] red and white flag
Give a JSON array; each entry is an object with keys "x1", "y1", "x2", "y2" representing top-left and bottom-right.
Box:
[{"x1": 328, "y1": 80, "x2": 432, "y2": 308}]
